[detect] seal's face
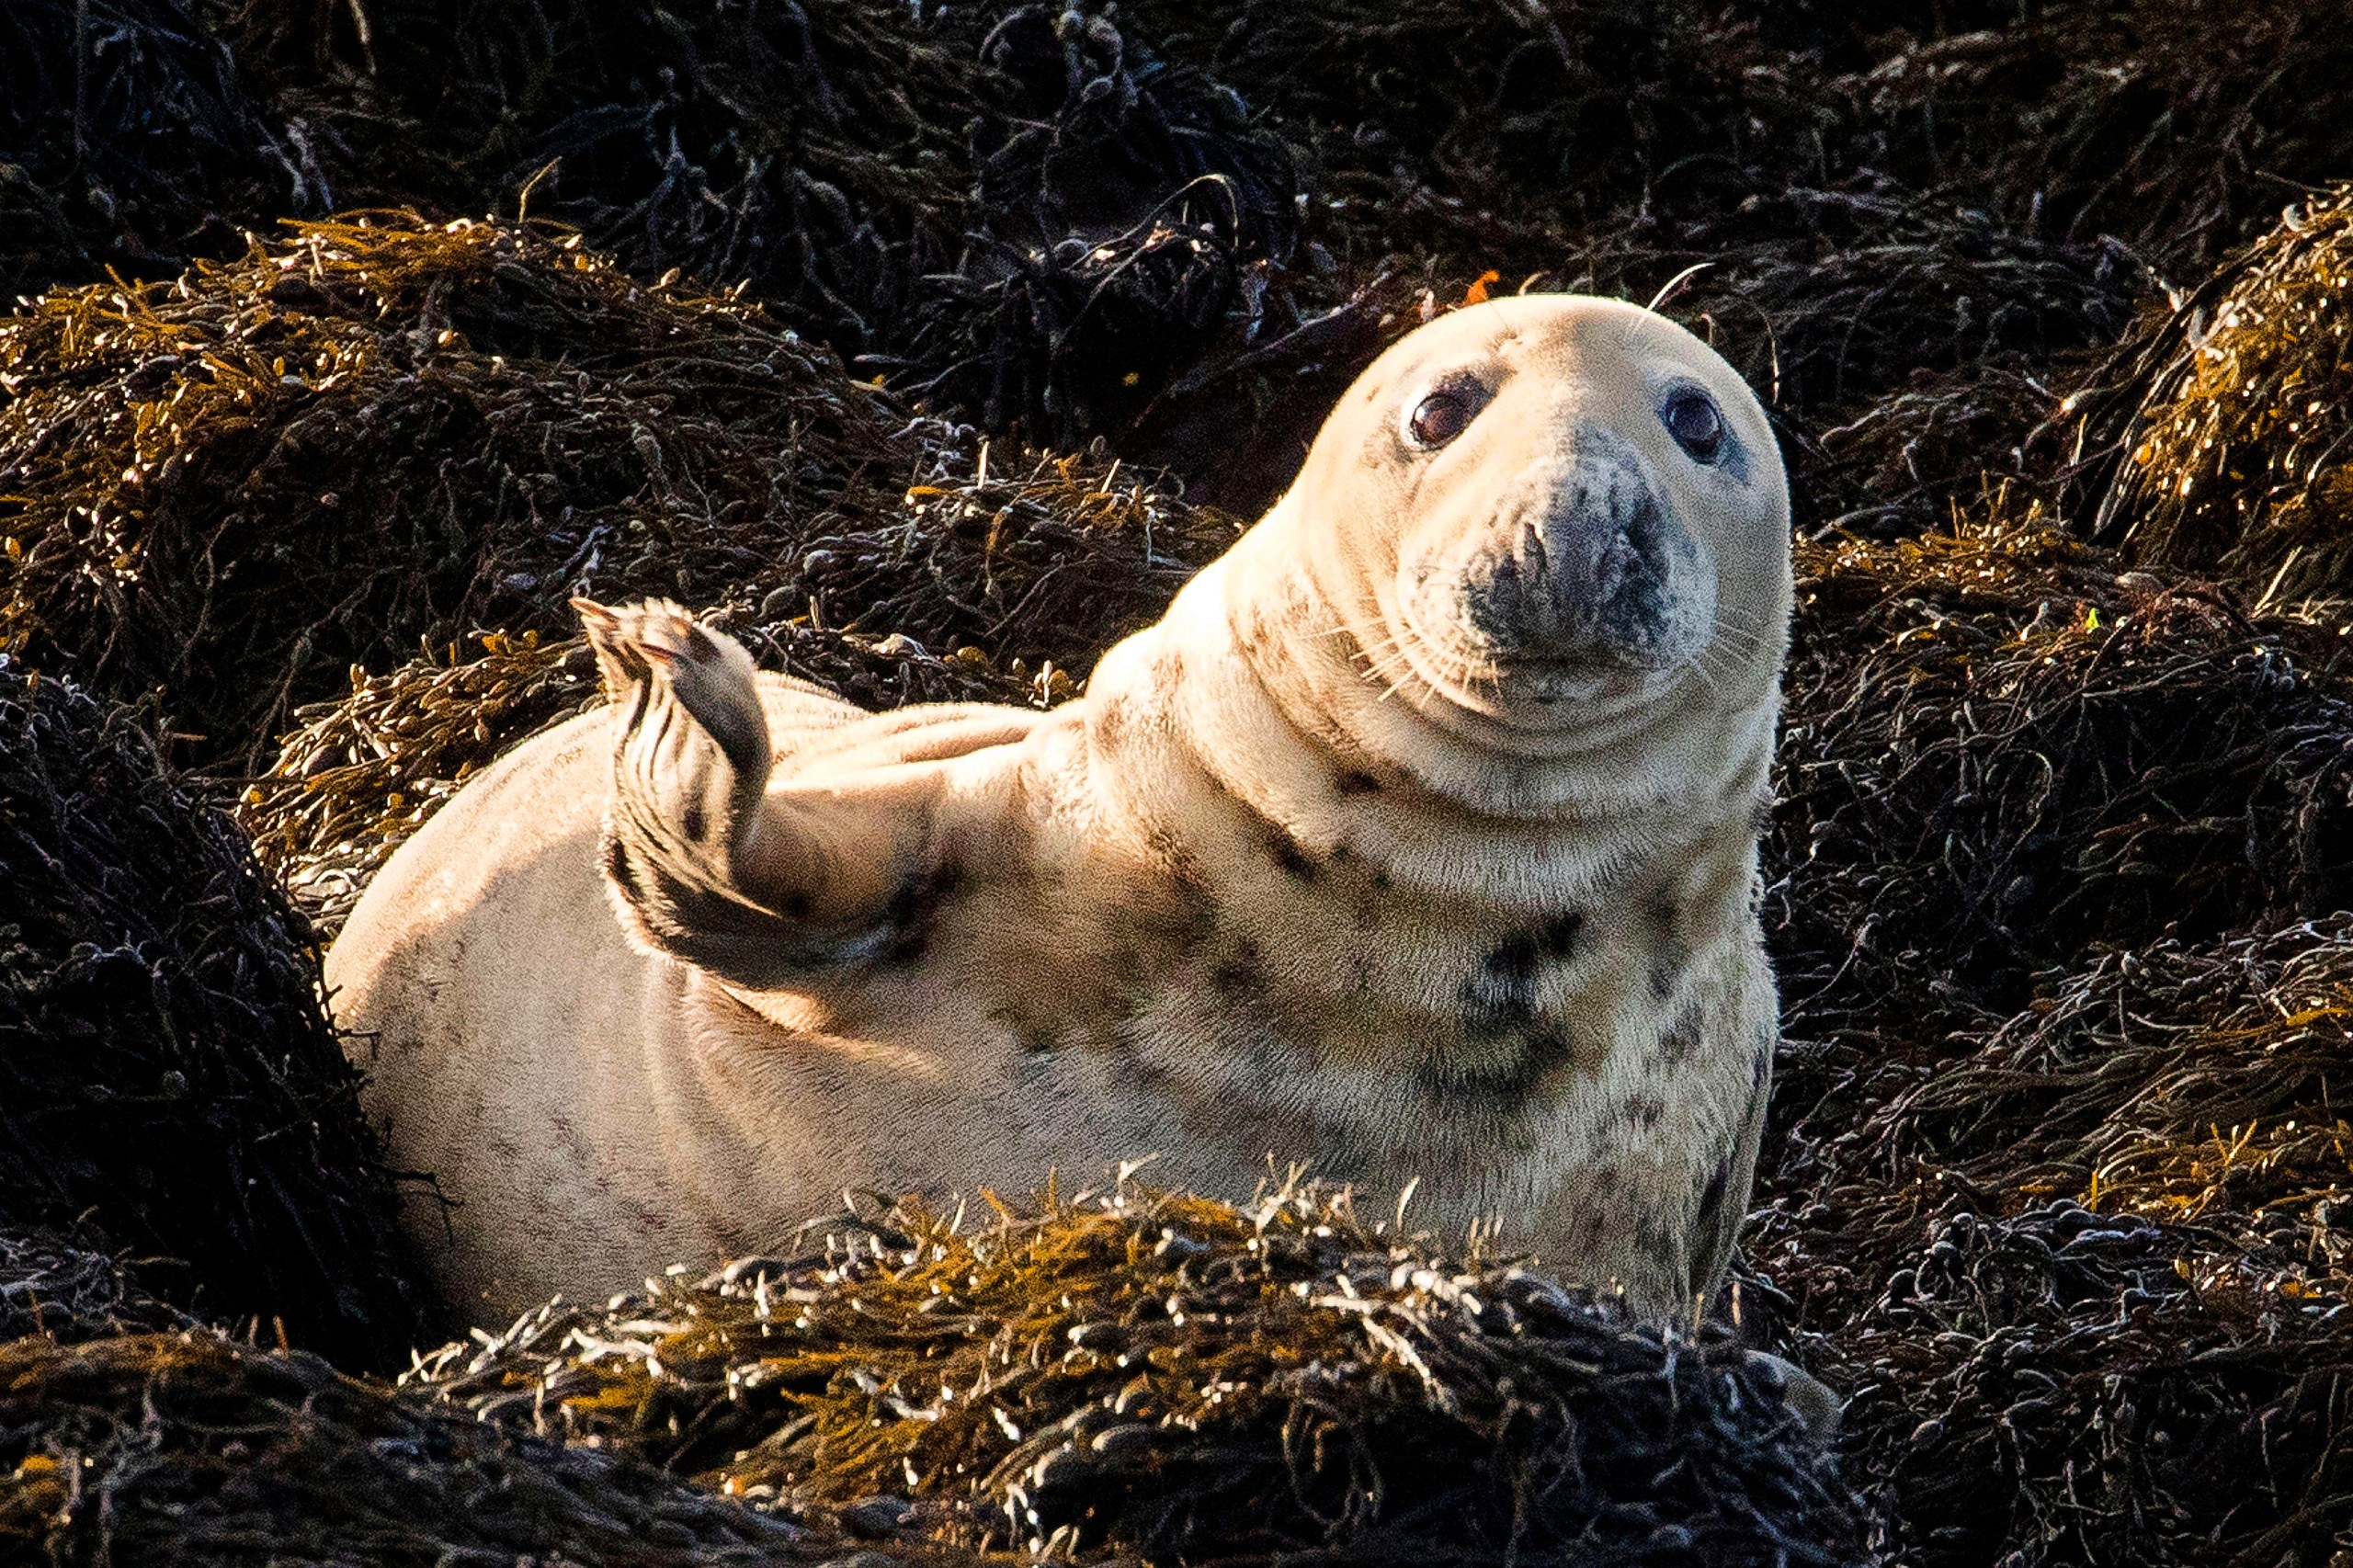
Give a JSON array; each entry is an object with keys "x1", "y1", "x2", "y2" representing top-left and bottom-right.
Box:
[{"x1": 1289, "y1": 295, "x2": 1790, "y2": 735}]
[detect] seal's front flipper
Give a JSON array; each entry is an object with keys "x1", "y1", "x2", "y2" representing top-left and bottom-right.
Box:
[{"x1": 575, "y1": 597, "x2": 950, "y2": 988}]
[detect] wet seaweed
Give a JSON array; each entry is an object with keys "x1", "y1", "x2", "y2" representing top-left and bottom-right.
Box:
[
  {"x1": 0, "y1": 658, "x2": 427, "y2": 1368},
  {"x1": 412, "y1": 1176, "x2": 1869, "y2": 1567},
  {"x1": 2095, "y1": 186, "x2": 2353, "y2": 607},
  {"x1": 0, "y1": 0, "x2": 323, "y2": 301},
  {"x1": 221, "y1": 0, "x2": 1301, "y2": 451},
  {"x1": 1755, "y1": 917, "x2": 2353, "y2": 1566},
  {"x1": 0, "y1": 1329, "x2": 948, "y2": 1567},
  {"x1": 0, "y1": 214, "x2": 1230, "y2": 773},
  {"x1": 0, "y1": 212, "x2": 902, "y2": 767},
  {"x1": 1118, "y1": 0, "x2": 2353, "y2": 521},
  {"x1": 1767, "y1": 518, "x2": 2353, "y2": 1051},
  {"x1": 0, "y1": 1229, "x2": 193, "y2": 1345}
]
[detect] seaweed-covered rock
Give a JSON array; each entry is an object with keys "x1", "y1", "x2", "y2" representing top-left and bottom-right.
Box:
[
  {"x1": 0, "y1": 215, "x2": 1229, "y2": 771},
  {"x1": 0, "y1": 213, "x2": 901, "y2": 767},
  {"x1": 0, "y1": 1330, "x2": 944, "y2": 1568},
  {"x1": 228, "y1": 0, "x2": 1299, "y2": 451},
  {"x1": 1841, "y1": 0, "x2": 2353, "y2": 279},
  {"x1": 2098, "y1": 186, "x2": 2353, "y2": 604},
  {"x1": 0, "y1": 0, "x2": 323, "y2": 300},
  {"x1": 411, "y1": 1178, "x2": 1870, "y2": 1567},
  {"x1": 1118, "y1": 0, "x2": 2353, "y2": 520},
  {"x1": 1107, "y1": 1, "x2": 2167, "y2": 520},
  {"x1": 0, "y1": 658, "x2": 426, "y2": 1366},
  {"x1": 1817, "y1": 917, "x2": 2353, "y2": 1233},
  {"x1": 1825, "y1": 1201, "x2": 2348, "y2": 1568},
  {"x1": 1756, "y1": 919, "x2": 2353, "y2": 1565},
  {"x1": 1768, "y1": 522, "x2": 2353, "y2": 1043}
]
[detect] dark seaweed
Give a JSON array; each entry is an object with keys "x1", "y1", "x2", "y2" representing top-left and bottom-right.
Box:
[{"x1": 0, "y1": 661, "x2": 427, "y2": 1367}]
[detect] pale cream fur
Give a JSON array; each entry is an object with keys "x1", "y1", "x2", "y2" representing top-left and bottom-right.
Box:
[{"x1": 325, "y1": 296, "x2": 1792, "y2": 1324}]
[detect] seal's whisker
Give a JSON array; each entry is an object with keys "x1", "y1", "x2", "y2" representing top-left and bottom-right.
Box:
[
  {"x1": 1701, "y1": 638, "x2": 1759, "y2": 676},
  {"x1": 1704, "y1": 627, "x2": 1767, "y2": 668},
  {"x1": 1355, "y1": 637, "x2": 1419, "y2": 703},
  {"x1": 1708, "y1": 612, "x2": 1768, "y2": 653},
  {"x1": 1353, "y1": 634, "x2": 1410, "y2": 678}
]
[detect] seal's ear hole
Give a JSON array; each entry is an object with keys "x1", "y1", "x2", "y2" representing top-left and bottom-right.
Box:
[
  {"x1": 1661, "y1": 389, "x2": 1726, "y2": 464},
  {"x1": 1407, "y1": 390, "x2": 1475, "y2": 449}
]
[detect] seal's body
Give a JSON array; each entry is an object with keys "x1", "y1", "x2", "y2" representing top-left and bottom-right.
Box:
[{"x1": 328, "y1": 297, "x2": 1793, "y2": 1323}]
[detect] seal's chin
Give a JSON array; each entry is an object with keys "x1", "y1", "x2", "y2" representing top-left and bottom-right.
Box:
[
  {"x1": 1381, "y1": 606, "x2": 1697, "y2": 730},
  {"x1": 1490, "y1": 655, "x2": 1648, "y2": 706}
]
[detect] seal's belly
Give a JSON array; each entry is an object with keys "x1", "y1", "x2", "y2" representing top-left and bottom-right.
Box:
[{"x1": 1099, "y1": 880, "x2": 1777, "y2": 1309}]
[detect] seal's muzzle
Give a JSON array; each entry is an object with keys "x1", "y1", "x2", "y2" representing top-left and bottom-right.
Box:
[{"x1": 1458, "y1": 444, "x2": 1716, "y2": 679}]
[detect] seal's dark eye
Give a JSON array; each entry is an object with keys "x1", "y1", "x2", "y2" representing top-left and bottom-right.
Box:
[
  {"x1": 1407, "y1": 391, "x2": 1473, "y2": 449},
  {"x1": 1662, "y1": 390, "x2": 1725, "y2": 463}
]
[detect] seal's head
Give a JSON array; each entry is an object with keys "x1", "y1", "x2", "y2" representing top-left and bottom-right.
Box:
[{"x1": 1279, "y1": 295, "x2": 1790, "y2": 741}]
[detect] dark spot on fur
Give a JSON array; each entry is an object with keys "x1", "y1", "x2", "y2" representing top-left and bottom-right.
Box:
[
  {"x1": 1463, "y1": 942, "x2": 1541, "y2": 1037},
  {"x1": 1422, "y1": 1028, "x2": 1575, "y2": 1102},
  {"x1": 1370, "y1": 869, "x2": 1392, "y2": 892},
  {"x1": 1149, "y1": 646, "x2": 1187, "y2": 699},
  {"x1": 1634, "y1": 1215, "x2": 1683, "y2": 1276},
  {"x1": 1189, "y1": 759, "x2": 1330, "y2": 888},
  {"x1": 882, "y1": 862, "x2": 962, "y2": 965},
  {"x1": 1334, "y1": 769, "x2": 1381, "y2": 796},
  {"x1": 681, "y1": 802, "x2": 706, "y2": 842},
  {"x1": 1268, "y1": 830, "x2": 1318, "y2": 881},
  {"x1": 1623, "y1": 1094, "x2": 1665, "y2": 1130},
  {"x1": 1434, "y1": 915, "x2": 1605, "y2": 1101},
  {"x1": 1211, "y1": 940, "x2": 1264, "y2": 1001},
  {"x1": 781, "y1": 890, "x2": 812, "y2": 919},
  {"x1": 1461, "y1": 914, "x2": 1583, "y2": 1037},
  {"x1": 1093, "y1": 700, "x2": 1128, "y2": 752},
  {"x1": 1145, "y1": 825, "x2": 1211, "y2": 894},
  {"x1": 1122, "y1": 830, "x2": 1220, "y2": 957},
  {"x1": 1018, "y1": 1030, "x2": 1063, "y2": 1055},
  {"x1": 1657, "y1": 1003, "x2": 1703, "y2": 1066},
  {"x1": 1643, "y1": 891, "x2": 1686, "y2": 1001}
]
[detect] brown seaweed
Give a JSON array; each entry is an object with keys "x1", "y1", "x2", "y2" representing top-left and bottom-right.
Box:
[
  {"x1": 222, "y1": 0, "x2": 1302, "y2": 452},
  {"x1": 1756, "y1": 917, "x2": 2353, "y2": 1566},
  {"x1": 2097, "y1": 186, "x2": 2353, "y2": 606},
  {"x1": 0, "y1": 1329, "x2": 952, "y2": 1567},
  {"x1": 0, "y1": 214, "x2": 1231, "y2": 773},
  {"x1": 411, "y1": 1176, "x2": 1869, "y2": 1567}
]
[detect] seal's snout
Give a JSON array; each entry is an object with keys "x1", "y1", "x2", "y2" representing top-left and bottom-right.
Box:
[{"x1": 1463, "y1": 451, "x2": 1715, "y2": 678}]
